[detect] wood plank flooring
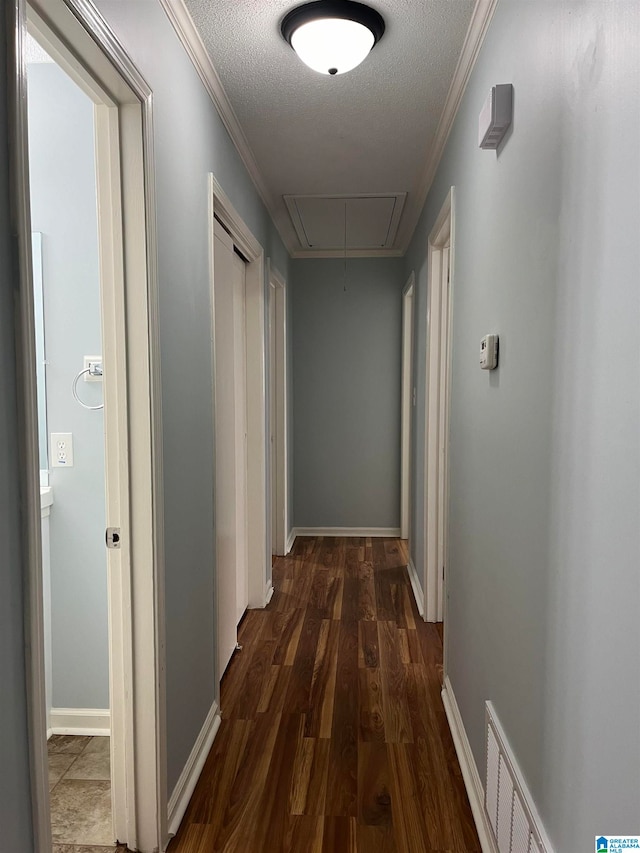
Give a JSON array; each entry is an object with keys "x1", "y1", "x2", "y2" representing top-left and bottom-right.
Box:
[{"x1": 168, "y1": 537, "x2": 480, "y2": 852}]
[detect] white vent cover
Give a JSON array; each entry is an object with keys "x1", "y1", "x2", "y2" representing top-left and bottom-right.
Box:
[
  {"x1": 284, "y1": 193, "x2": 406, "y2": 252},
  {"x1": 485, "y1": 703, "x2": 553, "y2": 853}
]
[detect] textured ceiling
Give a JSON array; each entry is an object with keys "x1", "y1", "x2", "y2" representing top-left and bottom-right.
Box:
[{"x1": 182, "y1": 0, "x2": 476, "y2": 253}]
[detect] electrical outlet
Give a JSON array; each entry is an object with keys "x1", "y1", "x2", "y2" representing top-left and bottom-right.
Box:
[{"x1": 51, "y1": 433, "x2": 74, "y2": 468}]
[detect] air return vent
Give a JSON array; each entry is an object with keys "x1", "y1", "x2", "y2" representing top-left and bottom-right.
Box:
[{"x1": 485, "y1": 703, "x2": 553, "y2": 853}]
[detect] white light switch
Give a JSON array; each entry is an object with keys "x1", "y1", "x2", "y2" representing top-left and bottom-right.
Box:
[{"x1": 51, "y1": 433, "x2": 74, "y2": 467}]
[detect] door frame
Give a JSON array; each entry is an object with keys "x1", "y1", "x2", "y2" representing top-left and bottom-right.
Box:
[
  {"x1": 208, "y1": 174, "x2": 269, "y2": 626},
  {"x1": 267, "y1": 260, "x2": 288, "y2": 557},
  {"x1": 400, "y1": 272, "x2": 415, "y2": 541},
  {"x1": 424, "y1": 187, "x2": 455, "y2": 626},
  {"x1": 9, "y1": 1, "x2": 166, "y2": 850}
]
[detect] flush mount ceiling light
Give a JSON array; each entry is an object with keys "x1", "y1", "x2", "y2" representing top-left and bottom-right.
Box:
[{"x1": 281, "y1": 0, "x2": 385, "y2": 76}]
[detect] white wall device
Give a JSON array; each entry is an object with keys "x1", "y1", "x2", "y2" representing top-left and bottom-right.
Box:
[
  {"x1": 479, "y1": 84, "x2": 513, "y2": 149},
  {"x1": 51, "y1": 432, "x2": 74, "y2": 467},
  {"x1": 480, "y1": 334, "x2": 498, "y2": 370}
]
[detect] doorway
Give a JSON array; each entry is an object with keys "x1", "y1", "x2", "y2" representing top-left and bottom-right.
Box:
[
  {"x1": 12, "y1": 1, "x2": 165, "y2": 850},
  {"x1": 26, "y1": 35, "x2": 113, "y2": 846},
  {"x1": 268, "y1": 262, "x2": 288, "y2": 558},
  {"x1": 424, "y1": 188, "x2": 455, "y2": 632}
]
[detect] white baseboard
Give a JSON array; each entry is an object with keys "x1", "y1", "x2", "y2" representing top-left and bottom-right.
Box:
[
  {"x1": 406, "y1": 558, "x2": 424, "y2": 617},
  {"x1": 49, "y1": 708, "x2": 110, "y2": 737},
  {"x1": 265, "y1": 583, "x2": 275, "y2": 605},
  {"x1": 441, "y1": 677, "x2": 497, "y2": 853},
  {"x1": 291, "y1": 526, "x2": 402, "y2": 538},
  {"x1": 285, "y1": 528, "x2": 296, "y2": 554},
  {"x1": 168, "y1": 701, "x2": 221, "y2": 837}
]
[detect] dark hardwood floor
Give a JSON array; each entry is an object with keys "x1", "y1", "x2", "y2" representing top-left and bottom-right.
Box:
[{"x1": 168, "y1": 537, "x2": 480, "y2": 852}]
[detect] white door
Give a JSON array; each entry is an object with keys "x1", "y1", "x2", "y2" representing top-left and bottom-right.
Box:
[
  {"x1": 213, "y1": 220, "x2": 248, "y2": 677},
  {"x1": 269, "y1": 283, "x2": 277, "y2": 554},
  {"x1": 436, "y1": 247, "x2": 451, "y2": 618},
  {"x1": 401, "y1": 276, "x2": 415, "y2": 541}
]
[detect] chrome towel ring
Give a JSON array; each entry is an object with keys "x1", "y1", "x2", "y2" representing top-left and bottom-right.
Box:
[{"x1": 72, "y1": 366, "x2": 104, "y2": 411}]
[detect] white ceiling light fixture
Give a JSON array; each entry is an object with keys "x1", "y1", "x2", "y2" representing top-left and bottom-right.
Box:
[{"x1": 281, "y1": 0, "x2": 385, "y2": 76}]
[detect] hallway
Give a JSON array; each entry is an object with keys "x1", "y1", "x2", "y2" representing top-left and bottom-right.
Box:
[{"x1": 168, "y1": 537, "x2": 480, "y2": 852}]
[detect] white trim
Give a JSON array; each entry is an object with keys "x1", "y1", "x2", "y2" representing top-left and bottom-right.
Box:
[
  {"x1": 285, "y1": 528, "x2": 296, "y2": 554},
  {"x1": 267, "y1": 260, "x2": 288, "y2": 557},
  {"x1": 441, "y1": 677, "x2": 498, "y2": 853},
  {"x1": 264, "y1": 584, "x2": 275, "y2": 606},
  {"x1": 49, "y1": 708, "x2": 111, "y2": 737},
  {"x1": 406, "y1": 558, "x2": 424, "y2": 618},
  {"x1": 291, "y1": 527, "x2": 401, "y2": 538},
  {"x1": 397, "y1": 0, "x2": 498, "y2": 251},
  {"x1": 157, "y1": 0, "x2": 293, "y2": 254},
  {"x1": 167, "y1": 702, "x2": 221, "y2": 838},
  {"x1": 210, "y1": 175, "x2": 268, "y2": 613},
  {"x1": 424, "y1": 188, "x2": 455, "y2": 625},
  {"x1": 400, "y1": 273, "x2": 415, "y2": 541}
]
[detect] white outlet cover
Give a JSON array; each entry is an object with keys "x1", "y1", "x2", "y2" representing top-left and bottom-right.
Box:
[{"x1": 51, "y1": 432, "x2": 74, "y2": 467}]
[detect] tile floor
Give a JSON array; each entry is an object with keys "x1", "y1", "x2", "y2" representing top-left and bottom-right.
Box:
[{"x1": 48, "y1": 734, "x2": 125, "y2": 852}]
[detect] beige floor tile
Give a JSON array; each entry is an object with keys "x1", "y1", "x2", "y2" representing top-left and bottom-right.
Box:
[
  {"x1": 64, "y1": 746, "x2": 110, "y2": 781},
  {"x1": 49, "y1": 753, "x2": 77, "y2": 788},
  {"x1": 48, "y1": 735, "x2": 92, "y2": 755},
  {"x1": 50, "y1": 780, "x2": 113, "y2": 846},
  {"x1": 53, "y1": 847, "x2": 125, "y2": 852},
  {"x1": 83, "y1": 736, "x2": 110, "y2": 755}
]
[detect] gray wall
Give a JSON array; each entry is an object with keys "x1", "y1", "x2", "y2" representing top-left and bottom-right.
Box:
[
  {"x1": 94, "y1": 0, "x2": 290, "y2": 793},
  {"x1": 27, "y1": 61, "x2": 109, "y2": 711},
  {"x1": 405, "y1": 2, "x2": 640, "y2": 849},
  {"x1": 292, "y1": 257, "x2": 404, "y2": 529},
  {"x1": 0, "y1": 6, "x2": 36, "y2": 849}
]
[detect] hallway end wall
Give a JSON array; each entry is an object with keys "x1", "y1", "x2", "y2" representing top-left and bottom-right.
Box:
[
  {"x1": 291, "y1": 257, "x2": 405, "y2": 532},
  {"x1": 405, "y1": 2, "x2": 640, "y2": 850}
]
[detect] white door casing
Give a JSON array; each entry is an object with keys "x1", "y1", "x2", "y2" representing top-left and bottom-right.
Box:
[
  {"x1": 268, "y1": 262, "x2": 288, "y2": 557},
  {"x1": 401, "y1": 273, "x2": 415, "y2": 542},
  {"x1": 213, "y1": 221, "x2": 249, "y2": 676},
  {"x1": 424, "y1": 188, "x2": 455, "y2": 627},
  {"x1": 12, "y1": 1, "x2": 166, "y2": 850}
]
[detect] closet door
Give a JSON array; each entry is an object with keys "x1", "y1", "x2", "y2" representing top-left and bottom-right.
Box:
[{"x1": 213, "y1": 220, "x2": 248, "y2": 677}]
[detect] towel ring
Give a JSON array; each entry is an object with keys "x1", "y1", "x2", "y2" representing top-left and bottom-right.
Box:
[{"x1": 72, "y1": 368, "x2": 104, "y2": 411}]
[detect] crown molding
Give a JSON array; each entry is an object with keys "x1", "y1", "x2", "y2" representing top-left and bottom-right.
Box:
[
  {"x1": 397, "y1": 0, "x2": 499, "y2": 252},
  {"x1": 157, "y1": 0, "x2": 296, "y2": 254}
]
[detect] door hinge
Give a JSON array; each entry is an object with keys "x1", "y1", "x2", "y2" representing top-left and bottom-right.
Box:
[{"x1": 106, "y1": 527, "x2": 121, "y2": 549}]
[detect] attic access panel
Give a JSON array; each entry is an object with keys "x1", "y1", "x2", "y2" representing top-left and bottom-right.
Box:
[{"x1": 284, "y1": 193, "x2": 407, "y2": 252}]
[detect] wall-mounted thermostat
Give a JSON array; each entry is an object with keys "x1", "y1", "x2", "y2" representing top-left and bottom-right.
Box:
[
  {"x1": 480, "y1": 334, "x2": 498, "y2": 370},
  {"x1": 479, "y1": 84, "x2": 513, "y2": 149}
]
